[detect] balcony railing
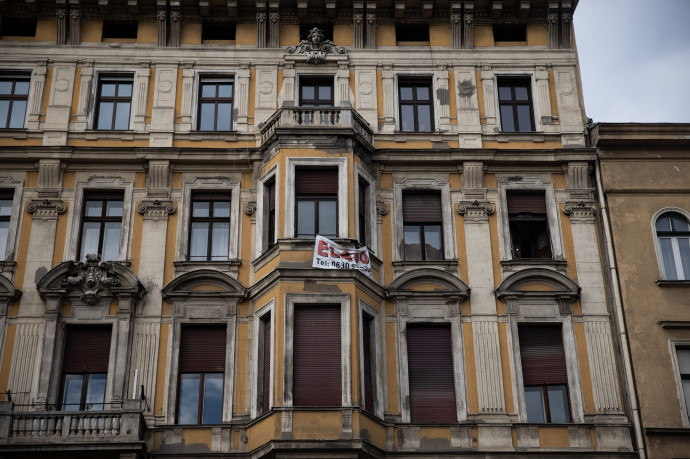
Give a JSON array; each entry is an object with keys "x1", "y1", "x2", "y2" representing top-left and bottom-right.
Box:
[{"x1": 260, "y1": 105, "x2": 373, "y2": 146}]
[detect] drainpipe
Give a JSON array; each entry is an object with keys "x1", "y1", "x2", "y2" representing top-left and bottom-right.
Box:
[{"x1": 595, "y1": 160, "x2": 646, "y2": 459}]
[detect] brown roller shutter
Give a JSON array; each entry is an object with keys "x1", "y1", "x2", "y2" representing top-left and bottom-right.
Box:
[
  {"x1": 268, "y1": 181, "x2": 275, "y2": 211},
  {"x1": 295, "y1": 168, "x2": 338, "y2": 194},
  {"x1": 293, "y1": 305, "x2": 341, "y2": 406},
  {"x1": 406, "y1": 324, "x2": 456, "y2": 424},
  {"x1": 179, "y1": 325, "x2": 226, "y2": 373},
  {"x1": 362, "y1": 314, "x2": 374, "y2": 413},
  {"x1": 62, "y1": 326, "x2": 112, "y2": 373},
  {"x1": 403, "y1": 191, "x2": 442, "y2": 222},
  {"x1": 83, "y1": 189, "x2": 125, "y2": 201},
  {"x1": 518, "y1": 324, "x2": 567, "y2": 385},
  {"x1": 507, "y1": 191, "x2": 547, "y2": 214},
  {"x1": 261, "y1": 315, "x2": 271, "y2": 414}
]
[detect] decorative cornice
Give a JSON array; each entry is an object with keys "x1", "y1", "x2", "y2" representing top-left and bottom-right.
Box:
[
  {"x1": 563, "y1": 201, "x2": 596, "y2": 222},
  {"x1": 457, "y1": 200, "x2": 494, "y2": 223},
  {"x1": 26, "y1": 200, "x2": 66, "y2": 220},
  {"x1": 61, "y1": 254, "x2": 121, "y2": 305},
  {"x1": 137, "y1": 200, "x2": 176, "y2": 221},
  {"x1": 286, "y1": 27, "x2": 347, "y2": 64}
]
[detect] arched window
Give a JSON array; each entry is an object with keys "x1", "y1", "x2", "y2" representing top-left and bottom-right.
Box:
[{"x1": 655, "y1": 212, "x2": 690, "y2": 280}]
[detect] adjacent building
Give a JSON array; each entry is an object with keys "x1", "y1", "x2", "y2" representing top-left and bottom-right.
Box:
[{"x1": 0, "y1": 1, "x2": 638, "y2": 458}]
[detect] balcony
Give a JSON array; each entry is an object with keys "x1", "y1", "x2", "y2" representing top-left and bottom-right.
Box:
[
  {"x1": 260, "y1": 104, "x2": 374, "y2": 150},
  {"x1": 0, "y1": 400, "x2": 146, "y2": 456}
]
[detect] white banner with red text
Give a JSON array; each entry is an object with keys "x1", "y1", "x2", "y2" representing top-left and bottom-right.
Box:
[{"x1": 312, "y1": 235, "x2": 372, "y2": 278}]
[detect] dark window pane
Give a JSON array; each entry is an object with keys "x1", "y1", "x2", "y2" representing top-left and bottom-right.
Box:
[
  {"x1": 85, "y1": 373, "x2": 107, "y2": 410},
  {"x1": 80, "y1": 222, "x2": 101, "y2": 259},
  {"x1": 525, "y1": 386, "x2": 545, "y2": 423},
  {"x1": 0, "y1": 199, "x2": 12, "y2": 216},
  {"x1": 192, "y1": 201, "x2": 210, "y2": 218},
  {"x1": 106, "y1": 200, "x2": 123, "y2": 217},
  {"x1": 114, "y1": 102, "x2": 130, "y2": 130},
  {"x1": 672, "y1": 215, "x2": 690, "y2": 232},
  {"x1": 500, "y1": 106, "x2": 515, "y2": 132},
  {"x1": 424, "y1": 225, "x2": 443, "y2": 260},
  {"x1": 118, "y1": 83, "x2": 132, "y2": 97},
  {"x1": 178, "y1": 374, "x2": 201, "y2": 424},
  {"x1": 401, "y1": 105, "x2": 415, "y2": 132},
  {"x1": 0, "y1": 81, "x2": 11, "y2": 94},
  {"x1": 15, "y1": 81, "x2": 30, "y2": 95},
  {"x1": 201, "y1": 84, "x2": 216, "y2": 98},
  {"x1": 498, "y1": 86, "x2": 512, "y2": 100},
  {"x1": 101, "y1": 84, "x2": 116, "y2": 97},
  {"x1": 416, "y1": 86, "x2": 430, "y2": 100},
  {"x1": 417, "y1": 105, "x2": 431, "y2": 132},
  {"x1": 660, "y1": 238, "x2": 678, "y2": 280},
  {"x1": 302, "y1": 86, "x2": 315, "y2": 100},
  {"x1": 297, "y1": 200, "x2": 316, "y2": 237},
  {"x1": 62, "y1": 374, "x2": 84, "y2": 411},
  {"x1": 514, "y1": 86, "x2": 529, "y2": 100},
  {"x1": 678, "y1": 348, "x2": 690, "y2": 373},
  {"x1": 213, "y1": 201, "x2": 230, "y2": 218},
  {"x1": 211, "y1": 222, "x2": 229, "y2": 260},
  {"x1": 656, "y1": 215, "x2": 671, "y2": 232},
  {"x1": 84, "y1": 200, "x2": 104, "y2": 217},
  {"x1": 202, "y1": 373, "x2": 224, "y2": 424},
  {"x1": 9, "y1": 100, "x2": 26, "y2": 128},
  {"x1": 319, "y1": 200, "x2": 337, "y2": 236},
  {"x1": 217, "y1": 103, "x2": 232, "y2": 130},
  {"x1": 400, "y1": 87, "x2": 413, "y2": 100},
  {"x1": 678, "y1": 238, "x2": 690, "y2": 280},
  {"x1": 516, "y1": 105, "x2": 532, "y2": 132},
  {"x1": 404, "y1": 224, "x2": 422, "y2": 260},
  {"x1": 547, "y1": 384, "x2": 570, "y2": 423},
  {"x1": 0, "y1": 100, "x2": 9, "y2": 127},
  {"x1": 97, "y1": 102, "x2": 114, "y2": 129},
  {"x1": 199, "y1": 103, "x2": 215, "y2": 131},
  {"x1": 190, "y1": 222, "x2": 209, "y2": 260},
  {"x1": 319, "y1": 86, "x2": 332, "y2": 101},
  {"x1": 0, "y1": 222, "x2": 8, "y2": 250},
  {"x1": 218, "y1": 84, "x2": 233, "y2": 98},
  {"x1": 102, "y1": 222, "x2": 121, "y2": 260}
]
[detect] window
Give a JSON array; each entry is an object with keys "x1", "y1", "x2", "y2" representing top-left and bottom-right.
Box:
[
  {"x1": 295, "y1": 168, "x2": 337, "y2": 238},
  {"x1": 403, "y1": 191, "x2": 443, "y2": 260},
  {"x1": 60, "y1": 326, "x2": 111, "y2": 411},
  {"x1": 177, "y1": 325, "x2": 225, "y2": 424},
  {"x1": 361, "y1": 313, "x2": 375, "y2": 413},
  {"x1": 399, "y1": 78, "x2": 433, "y2": 132},
  {"x1": 102, "y1": 21, "x2": 138, "y2": 40},
  {"x1": 198, "y1": 77, "x2": 234, "y2": 131},
  {"x1": 1, "y1": 18, "x2": 36, "y2": 37},
  {"x1": 78, "y1": 190, "x2": 124, "y2": 261},
  {"x1": 266, "y1": 179, "x2": 276, "y2": 247},
  {"x1": 407, "y1": 323, "x2": 456, "y2": 423},
  {"x1": 655, "y1": 212, "x2": 690, "y2": 280},
  {"x1": 257, "y1": 313, "x2": 272, "y2": 414},
  {"x1": 493, "y1": 24, "x2": 527, "y2": 42},
  {"x1": 358, "y1": 178, "x2": 369, "y2": 246},
  {"x1": 507, "y1": 191, "x2": 552, "y2": 259},
  {"x1": 293, "y1": 305, "x2": 341, "y2": 406},
  {"x1": 498, "y1": 77, "x2": 535, "y2": 132},
  {"x1": 299, "y1": 24, "x2": 333, "y2": 42},
  {"x1": 95, "y1": 76, "x2": 133, "y2": 130},
  {"x1": 202, "y1": 22, "x2": 236, "y2": 42},
  {"x1": 189, "y1": 191, "x2": 231, "y2": 261},
  {"x1": 676, "y1": 348, "x2": 690, "y2": 424},
  {"x1": 299, "y1": 77, "x2": 334, "y2": 107},
  {"x1": 518, "y1": 324, "x2": 570, "y2": 423},
  {"x1": 0, "y1": 190, "x2": 12, "y2": 253},
  {"x1": 0, "y1": 75, "x2": 30, "y2": 129},
  {"x1": 395, "y1": 24, "x2": 429, "y2": 44}
]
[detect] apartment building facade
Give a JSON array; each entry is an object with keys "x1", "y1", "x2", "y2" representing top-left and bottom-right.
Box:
[{"x1": 0, "y1": 0, "x2": 637, "y2": 457}]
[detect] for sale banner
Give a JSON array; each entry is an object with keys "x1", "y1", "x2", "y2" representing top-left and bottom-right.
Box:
[{"x1": 312, "y1": 235, "x2": 372, "y2": 278}]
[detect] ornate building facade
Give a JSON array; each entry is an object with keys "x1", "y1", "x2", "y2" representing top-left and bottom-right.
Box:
[{"x1": 0, "y1": 0, "x2": 638, "y2": 457}]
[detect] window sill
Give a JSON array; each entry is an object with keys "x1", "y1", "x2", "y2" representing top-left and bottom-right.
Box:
[
  {"x1": 0, "y1": 261, "x2": 17, "y2": 276},
  {"x1": 174, "y1": 260, "x2": 241, "y2": 277},
  {"x1": 84, "y1": 130, "x2": 135, "y2": 140},
  {"x1": 0, "y1": 128, "x2": 28, "y2": 139},
  {"x1": 644, "y1": 426, "x2": 690, "y2": 435},
  {"x1": 501, "y1": 258, "x2": 567, "y2": 274},
  {"x1": 188, "y1": 131, "x2": 239, "y2": 141},
  {"x1": 393, "y1": 259, "x2": 459, "y2": 276},
  {"x1": 656, "y1": 279, "x2": 690, "y2": 287}
]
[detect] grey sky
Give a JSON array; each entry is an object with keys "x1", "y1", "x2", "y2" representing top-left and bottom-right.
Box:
[{"x1": 574, "y1": 0, "x2": 690, "y2": 123}]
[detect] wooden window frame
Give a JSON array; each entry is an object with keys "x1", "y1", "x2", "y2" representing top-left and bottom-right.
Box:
[
  {"x1": 299, "y1": 76, "x2": 334, "y2": 107},
  {"x1": 402, "y1": 190, "x2": 444, "y2": 261},
  {"x1": 197, "y1": 76, "x2": 234, "y2": 131},
  {"x1": 398, "y1": 78, "x2": 434, "y2": 132},
  {"x1": 507, "y1": 191, "x2": 553, "y2": 259},
  {"x1": 0, "y1": 75, "x2": 30, "y2": 129},
  {"x1": 95, "y1": 76, "x2": 133, "y2": 130},
  {"x1": 497, "y1": 77, "x2": 535, "y2": 132},
  {"x1": 188, "y1": 191, "x2": 232, "y2": 261},
  {"x1": 77, "y1": 190, "x2": 124, "y2": 261},
  {"x1": 294, "y1": 168, "x2": 338, "y2": 239}
]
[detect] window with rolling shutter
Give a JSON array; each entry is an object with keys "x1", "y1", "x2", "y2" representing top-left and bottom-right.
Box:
[
  {"x1": 403, "y1": 191, "x2": 443, "y2": 260},
  {"x1": 258, "y1": 314, "x2": 272, "y2": 414},
  {"x1": 406, "y1": 324, "x2": 456, "y2": 423},
  {"x1": 293, "y1": 305, "x2": 341, "y2": 406},
  {"x1": 362, "y1": 313, "x2": 374, "y2": 413},
  {"x1": 267, "y1": 179, "x2": 276, "y2": 247},
  {"x1": 358, "y1": 178, "x2": 369, "y2": 246},
  {"x1": 295, "y1": 168, "x2": 338, "y2": 238},
  {"x1": 507, "y1": 191, "x2": 552, "y2": 259},
  {"x1": 177, "y1": 325, "x2": 226, "y2": 424},
  {"x1": 60, "y1": 326, "x2": 112, "y2": 411},
  {"x1": 518, "y1": 324, "x2": 570, "y2": 423}
]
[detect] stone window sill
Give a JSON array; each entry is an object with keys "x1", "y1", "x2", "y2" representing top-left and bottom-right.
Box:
[{"x1": 656, "y1": 279, "x2": 690, "y2": 287}]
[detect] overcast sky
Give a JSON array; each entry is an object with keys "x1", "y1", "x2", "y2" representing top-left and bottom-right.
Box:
[{"x1": 574, "y1": 0, "x2": 690, "y2": 123}]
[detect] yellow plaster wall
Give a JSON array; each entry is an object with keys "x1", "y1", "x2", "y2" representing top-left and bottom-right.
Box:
[
  {"x1": 526, "y1": 25, "x2": 548, "y2": 46},
  {"x1": 538, "y1": 426, "x2": 570, "y2": 447},
  {"x1": 181, "y1": 23, "x2": 202, "y2": 45},
  {"x1": 474, "y1": 26, "x2": 494, "y2": 47},
  {"x1": 0, "y1": 325, "x2": 17, "y2": 394},
  {"x1": 60, "y1": 303, "x2": 72, "y2": 316},
  {"x1": 292, "y1": 411, "x2": 342, "y2": 439},
  {"x1": 154, "y1": 323, "x2": 169, "y2": 415},
  {"x1": 147, "y1": 68, "x2": 156, "y2": 119},
  {"x1": 248, "y1": 69, "x2": 256, "y2": 123},
  {"x1": 429, "y1": 25, "x2": 450, "y2": 46},
  {"x1": 35, "y1": 19, "x2": 56, "y2": 42},
  {"x1": 181, "y1": 428, "x2": 212, "y2": 448},
  {"x1": 448, "y1": 71, "x2": 458, "y2": 124},
  {"x1": 357, "y1": 413, "x2": 386, "y2": 450},
  {"x1": 236, "y1": 23, "x2": 256, "y2": 45},
  {"x1": 280, "y1": 25, "x2": 299, "y2": 46},
  {"x1": 246, "y1": 413, "x2": 282, "y2": 451},
  {"x1": 52, "y1": 202, "x2": 69, "y2": 266},
  {"x1": 559, "y1": 203, "x2": 578, "y2": 282},
  {"x1": 334, "y1": 24, "x2": 353, "y2": 47},
  {"x1": 552, "y1": 173, "x2": 566, "y2": 189},
  {"x1": 82, "y1": 21, "x2": 103, "y2": 42},
  {"x1": 70, "y1": 69, "x2": 82, "y2": 118},
  {"x1": 138, "y1": 22, "x2": 157, "y2": 43},
  {"x1": 573, "y1": 322, "x2": 595, "y2": 413},
  {"x1": 376, "y1": 25, "x2": 396, "y2": 46},
  {"x1": 463, "y1": 322, "x2": 479, "y2": 413}
]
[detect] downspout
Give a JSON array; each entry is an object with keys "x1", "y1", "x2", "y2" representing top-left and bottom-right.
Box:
[{"x1": 594, "y1": 159, "x2": 646, "y2": 459}]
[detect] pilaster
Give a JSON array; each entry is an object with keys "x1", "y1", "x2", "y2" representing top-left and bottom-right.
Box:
[
  {"x1": 169, "y1": 6, "x2": 180, "y2": 47},
  {"x1": 56, "y1": 6, "x2": 67, "y2": 45},
  {"x1": 462, "y1": 1, "x2": 474, "y2": 49},
  {"x1": 472, "y1": 320, "x2": 506, "y2": 416},
  {"x1": 69, "y1": 5, "x2": 80, "y2": 45},
  {"x1": 336, "y1": 65, "x2": 352, "y2": 107},
  {"x1": 353, "y1": 2, "x2": 364, "y2": 49},
  {"x1": 43, "y1": 61, "x2": 77, "y2": 146},
  {"x1": 157, "y1": 5, "x2": 167, "y2": 46},
  {"x1": 254, "y1": 65, "x2": 277, "y2": 126},
  {"x1": 26, "y1": 60, "x2": 47, "y2": 130},
  {"x1": 381, "y1": 67, "x2": 395, "y2": 133},
  {"x1": 355, "y1": 66, "x2": 378, "y2": 128},
  {"x1": 365, "y1": 4, "x2": 376, "y2": 49},
  {"x1": 8, "y1": 322, "x2": 43, "y2": 407},
  {"x1": 450, "y1": 2, "x2": 461, "y2": 49},
  {"x1": 256, "y1": 2, "x2": 267, "y2": 48},
  {"x1": 149, "y1": 64, "x2": 179, "y2": 147},
  {"x1": 535, "y1": 66, "x2": 555, "y2": 132},
  {"x1": 455, "y1": 67, "x2": 482, "y2": 148},
  {"x1": 480, "y1": 66, "x2": 497, "y2": 133},
  {"x1": 553, "y1": 66, "x2": 585, "y2": 146},
  {"x1": 583, "y1": 320, "x2": 624, "y2": 417},
  {"x1": 37, "y1": 159, "x2": 63, "y2": 198},
  {"x1": 435, "y1": 67, "x2": 452, "y2": 132},
  {"x1": 279, "y1": 64, "x2": 295, "y2": 106},
  {"x1": 178, "y1": 63, "x2": 195, "y2": 132},
  {"x1": 268, "y1": 3, "x2": 280, "y2": 48},
  {"x1": 236, "y1": 66, "x2": 251, "y2": 132},
  {"x1": 74, "y1": 60, "x2": 94, "y2": 130},
  {"x1": 133, "y1": 63, "x2": 151, "y2": 132}
]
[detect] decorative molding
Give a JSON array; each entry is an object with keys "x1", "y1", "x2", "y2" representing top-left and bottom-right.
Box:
[
  {"x1": 136, "y1": 200, "x2": 176, "y2": 221},
  {"x1": 244, "y1": 202, "x2": 257, "y2": 216},
  {"x1": 563, "y1": 201, "x2": 596, "y2": 222},
  {"x1": 157, "y1": 7, "x2": 167, "y2": 46},
  {"x1": 584, "y1": 321, "x2": 623, "y2": 414},
  {"x1": 286, "y1": 27, "x2": 347, "y2": 64},
  {"x1": 69, "y1": 7, "x2": 81, "y2": 45},
  {"x1": 61, "y1": 254, "x2": 121, "y2": 305},
  {"x1": 56, "y1": 7, "x2": 67, "y2": 45},
  {"x1": 457, "y1": 200, "x2": 494, "y2": 223},
  {"x1": 26, "y1": 200, "x2": 66, "y2": 220},
  {"x1": 376, "y1": 201, "x2": 389, "y2": 216}
]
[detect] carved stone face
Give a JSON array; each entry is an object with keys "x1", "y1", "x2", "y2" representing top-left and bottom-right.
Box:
[{"x1": 308, "y1": 27, "x2": 325, "y2": 47}]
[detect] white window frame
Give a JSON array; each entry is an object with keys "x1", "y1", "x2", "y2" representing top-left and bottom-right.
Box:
[
  {"x1": 651, "y1": 207, "x2": 690, "y2": 280},
  {"x1": 392, "y1": 177, "x2": 456, "y2": 262},
  {"x1": 284, "y1": 157, "x2": 348, "y2": 239},
  {"x1": 176, "y1": 177, "x2": 241, "y2": 262},
  {"x1": 89, "y1": 70, "x2": 138, "y2": 131},
  {"x1": 251, "y1": 299, "x2": 275, "y2": 418},
  {"x1": 191, "y1": 71, "x2": 237, "y2": 132},
  {"x1": 394, "y1": 72, "x2": 440, "y2": 133},
  {"x1": 494, "y1": 71, "x2": 541, "y2": 133},
  {"x1": 354, "y1": 164, "x2": 377, "y2": 254},
  {"x1": 497, "y1": 176, "x2": 564, "y2": 262},
  {"x1": 255, "y1": 165, "x2": 279, "y2": 258},
  {"x1": 283, "y1": 293, "x2": 352, "y2": 408},
  {"x1": 358, "y1": 300, "x2": 384, "y2": 418},
  {"x1": 67, "y1": 176, "x2": 134, "y2": 261},
  {"x1": 0, "y1": 176, "x2": 23, "y2": 261},
  {"x1": 670, "y1": 339, "x2": 690, "y2": 427}
]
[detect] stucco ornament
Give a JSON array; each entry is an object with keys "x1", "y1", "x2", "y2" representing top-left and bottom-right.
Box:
[
  {"x1": 61, "y1": 254, "x2": 120, "y2": 305},
  {"x1": 286, "y1": 27, "x2": 347, "y2": 64}
]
